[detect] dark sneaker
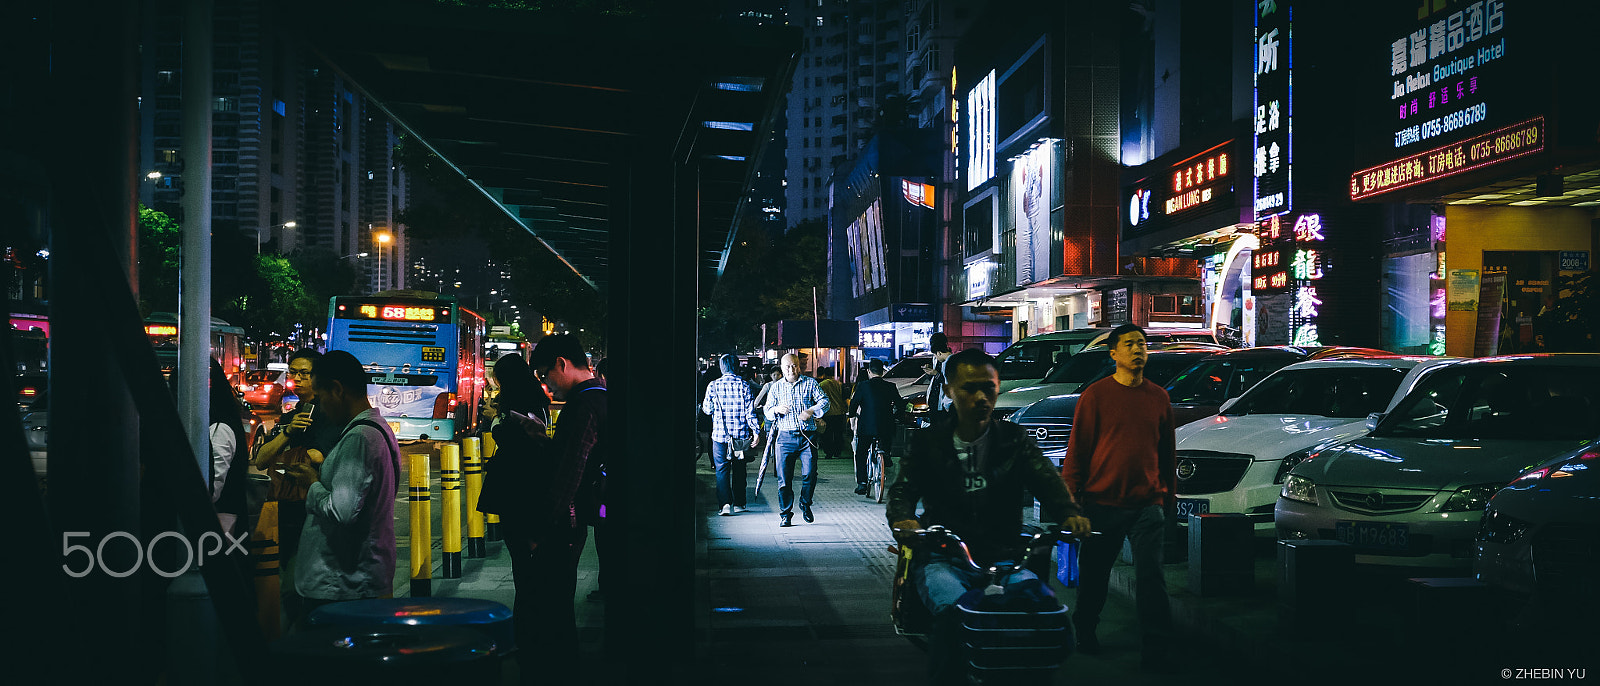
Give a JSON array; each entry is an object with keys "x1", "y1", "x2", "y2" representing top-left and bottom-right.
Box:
[
  {"x1": 854, "y1": 483, "x2": 869, "y2": 495},
  {"x1": 801, "y1": 504, "x2": 814, "y2": 523},
  {"x1": 780, "y1": 513, "x2": 793, "y2": 527}
]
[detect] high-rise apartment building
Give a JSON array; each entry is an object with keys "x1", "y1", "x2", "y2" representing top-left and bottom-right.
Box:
[
  {"x1": 137, "y1": 0, "x2": 406, "y2": 294},
  {"x1": 783, "y1": 0, "x2": 907, "y2": 227}
]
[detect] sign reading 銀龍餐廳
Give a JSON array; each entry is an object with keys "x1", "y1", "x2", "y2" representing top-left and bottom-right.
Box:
[{"x1": 1253, "y1": 0, "x2": 1290, "y2": 220}]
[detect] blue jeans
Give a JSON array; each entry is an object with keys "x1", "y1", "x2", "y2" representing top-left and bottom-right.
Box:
[
  {"x1": 1073, "y1": 503, "x2": 1173, "y2": 651},
  {"x1": 774, "y1": 430, "x2": 817, "y2": 514},
  {"x1": 912, "y1": 554, "x2": 1040, "y2": 685},
  {"x1": 711, "y1": 440, "x2": 746, "y2": 507}
]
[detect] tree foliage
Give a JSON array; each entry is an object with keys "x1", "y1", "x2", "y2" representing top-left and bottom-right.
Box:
[{"x1": 700, "y1": 218, "x2": 828, "y2": 354}]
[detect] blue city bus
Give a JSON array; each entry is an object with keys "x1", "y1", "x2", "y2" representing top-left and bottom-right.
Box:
[{"x1": 327, "y1": 291, "x2": 486, "y2": 441}]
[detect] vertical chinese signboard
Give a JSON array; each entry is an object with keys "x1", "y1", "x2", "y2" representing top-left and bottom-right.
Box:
[
  {"x1": 1253, "y1": 0, "x2": 1290, "y2": 220},
  {"x1": 1254, "y1": 212, "x2": 1327, "y2": 346}
]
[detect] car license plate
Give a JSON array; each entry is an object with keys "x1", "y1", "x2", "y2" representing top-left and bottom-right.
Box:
[
  {"x1": 388, "y1": 421, "x2": 402, "y2": 433},
  {"x1": 1175, "y1": 498, "x2": 1210, "y2": 519},
  {"x1": 1335, "y1": 521, "x2": 1409, "y2": 550}
]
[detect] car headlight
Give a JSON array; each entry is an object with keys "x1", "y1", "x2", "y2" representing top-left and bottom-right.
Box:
[
  {"x1": 1274, "y1": 445, "x2": 1326, "y2": 484},
  {"x1": 1281, "y1": 474, "x2": 1318, "y2": 505},
  {"x1": 1442, "y1": 482, "x2": 1503, "y2": 513}
]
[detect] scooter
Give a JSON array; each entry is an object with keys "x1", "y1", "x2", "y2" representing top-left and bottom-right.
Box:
[{"x1": 890, "y1": 525, "x2": 1091, "y2": 684}]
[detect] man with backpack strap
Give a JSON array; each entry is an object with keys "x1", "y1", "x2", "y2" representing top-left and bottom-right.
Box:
[{"x1": 284, "y1": 349, "x2": 401, "y2": 623}]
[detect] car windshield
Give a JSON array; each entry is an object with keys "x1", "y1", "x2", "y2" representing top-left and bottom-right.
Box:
[
  {"x1": 996, "y1": 341, "x2": 1073, "y2": 381},
  {"x1": 1377, "y1": 365, "x2": 1600, "y2": 440},
  {"x1": 1042, "y1": 350, "x2": 1109, "y2": 389},
  {"x1": 1226, "y1": 367, "x2": 1406, "y2": 418},
  {"x1": 245, "y1": 371, "x2": 279, "y2": 383},
  {"x1": 884, "y1": 357, "x2": 928, "y2": 379},
  {"x1": 1165, "y1": 357, "x2": 1296, "y2": 405},
  {"x1": 1044, "y1": 352, "x2": 1213, "y2": 394}
]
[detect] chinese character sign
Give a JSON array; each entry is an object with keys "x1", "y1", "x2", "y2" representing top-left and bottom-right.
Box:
[{"x1": 1253, "y1": 0, "x2": 1290, "y2": 220}]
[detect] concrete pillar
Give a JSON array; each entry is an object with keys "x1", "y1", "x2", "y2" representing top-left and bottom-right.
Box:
[
  {"x1": 1277, "y1": 539, "x2": 1354, "y2": 632},
  {"x1": 1186, "y1": 513, "x2": 1254, "y2": 596}
]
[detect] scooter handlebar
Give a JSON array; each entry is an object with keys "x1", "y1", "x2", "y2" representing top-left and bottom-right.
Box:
[{"x1": 902, "y1": 526, "x2": 1099, "y2": 575}]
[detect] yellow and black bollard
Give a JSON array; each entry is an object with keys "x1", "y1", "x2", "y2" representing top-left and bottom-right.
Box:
[
  {"x1": 441, "y1": 443, "x2": 463, "y2": 579},
  {"x1": 409, "y1": 452, "x2": 433, "y2": 597},
  {"x1": 251, "y1": 500, "x2": 281, "y2": 640},
  {"x1": 463, "y1": 437, "x2": 486, "y2": 558},
  {"x1": 483, "y1": 431, "x2": 501, "y2": 541}
]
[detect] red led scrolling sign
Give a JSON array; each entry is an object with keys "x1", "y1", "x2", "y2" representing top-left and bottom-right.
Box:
[{"x1": 1350, "y1": 117, "x2": 1544, "y2": 201}]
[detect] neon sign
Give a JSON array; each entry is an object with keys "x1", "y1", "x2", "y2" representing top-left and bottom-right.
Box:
[
  {"x1": 1253, "y1": 0, "x2": 1290, "y2": 219},
  {"x1": 901, "y1": 180, "x2": 935, "y2": 209},
  {"x1": 1350, "y1": 116, "x2": 1542, "y2": 200}
]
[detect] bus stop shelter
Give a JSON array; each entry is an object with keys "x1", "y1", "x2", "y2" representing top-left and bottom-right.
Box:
[{"x1": 2, "y1": 1, "x2": 797, "y2": 682}]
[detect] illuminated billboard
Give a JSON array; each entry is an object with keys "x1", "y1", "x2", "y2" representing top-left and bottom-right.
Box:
[
  {"x1": 1011, "y1": 141, "x2": 1054, "y2": 286},
  {"x1": 846, "y1": 198, "x2": 887, "y2": 298}
]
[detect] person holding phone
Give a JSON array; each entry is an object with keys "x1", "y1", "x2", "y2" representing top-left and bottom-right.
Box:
[{"x1": 253, "y1": 349, "x2": 341, "y2": 620}]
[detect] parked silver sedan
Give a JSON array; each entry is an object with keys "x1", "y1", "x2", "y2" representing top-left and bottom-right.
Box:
[{"x1": 1276, "y1": 354, "x2": 1600, "y2": 568}]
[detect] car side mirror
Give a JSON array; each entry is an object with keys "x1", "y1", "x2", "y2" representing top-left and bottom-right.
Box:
[
  {"x1": 1217, "y1": 397, "x2": 1239, "y2": 414},
  {"x1": 1365, "y1": 412, "x2": 1385, "y2": 431}
]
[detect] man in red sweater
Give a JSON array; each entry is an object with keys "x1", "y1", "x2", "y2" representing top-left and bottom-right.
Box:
[{"x1": 1061, "y1": 323, "x2": 1177, "y2": 671}]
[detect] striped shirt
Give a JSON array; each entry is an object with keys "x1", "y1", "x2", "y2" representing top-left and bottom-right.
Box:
[
  {"x1": 701, "y1": 374, "x2": 758, "y2": 443},
  {"x1": 763, "y1": 375, "x2": 830, "y2": 433}
]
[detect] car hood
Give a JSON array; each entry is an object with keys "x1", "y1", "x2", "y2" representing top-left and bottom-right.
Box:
[
  {"x1": 1176, "y1": 415, "x2": 1366, "y2": 459},
  {"x1": 999, "y1": 382, "x2": 1079, "y2": 409},
  {"x1": 1293, "y1": 437, "x2": 1590, "y2": 490},
  {"x1": 1013, "y1": 394, "x2": 1082, "y2": 422}
]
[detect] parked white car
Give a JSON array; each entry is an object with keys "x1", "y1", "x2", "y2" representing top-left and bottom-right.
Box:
[
  {"x1": 1277, "y1": 354, "x2": 1600, "y2": 568},
  {"x1": 994, "y1": 342, "x2": 1226, "y2": 422},
  {"x1": 1172, "y1": 356, "x2": 1458, "y2": 529}
]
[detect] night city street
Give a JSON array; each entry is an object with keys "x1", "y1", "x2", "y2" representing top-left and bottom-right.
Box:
[{"x1": 4, "y1": 0, "x2": 1600, "y2": 684}]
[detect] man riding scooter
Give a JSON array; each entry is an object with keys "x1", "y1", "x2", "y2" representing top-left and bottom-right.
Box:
[{"x1": 888, "y1": 348, "x2": 1092, "y2": 686}]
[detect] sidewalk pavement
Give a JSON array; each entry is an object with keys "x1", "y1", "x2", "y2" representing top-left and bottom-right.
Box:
[{"x1": 378, "y1": 445, "x2": 1575, "y2": 685}]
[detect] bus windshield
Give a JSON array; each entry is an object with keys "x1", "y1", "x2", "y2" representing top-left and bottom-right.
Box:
[{"x1": 327, "y1": 295, "x2": 485, "y2": 441}]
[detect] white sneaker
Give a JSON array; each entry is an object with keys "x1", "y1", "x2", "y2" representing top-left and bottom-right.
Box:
[
  {"x1": 731, "y1": 505, "x2": 747, "y2": 513},
  {"x1": 719, "y1": 504, "x2": 733, "y2": 516}
]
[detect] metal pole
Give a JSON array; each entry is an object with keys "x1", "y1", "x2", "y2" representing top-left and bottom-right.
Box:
[
  {"x1": 179, "y1": 0, "x2": 214, "y2": 478},
  {"x1": 812, "y1": 286, "x2": 820, "y2": 373}
]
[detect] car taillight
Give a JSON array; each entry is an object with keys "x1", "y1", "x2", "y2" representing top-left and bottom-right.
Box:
[{"x1": 20, "y1": 387, "x2": 36, "y2": 397}]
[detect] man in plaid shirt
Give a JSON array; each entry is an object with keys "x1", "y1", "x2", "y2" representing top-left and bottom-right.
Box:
[
  {"x1": 702, "y1": 354, "x2": 759, "y2": 515},
  {"x1": 763, "y1": 353, "x2": 831, "y2": 526}
]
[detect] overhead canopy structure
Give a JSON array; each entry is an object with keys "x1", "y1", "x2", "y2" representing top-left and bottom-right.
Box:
[{"x1": 301, "y1": 0, "x2": 798, "y2": 295}]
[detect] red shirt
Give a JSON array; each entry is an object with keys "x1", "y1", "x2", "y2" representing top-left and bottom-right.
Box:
[{"x1": 1060, "y1": 376, "x2": 1177, "y2": 510}]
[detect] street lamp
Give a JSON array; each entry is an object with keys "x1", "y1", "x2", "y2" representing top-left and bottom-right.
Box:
[
  {"x1": 375, "y1": 230, "x2": 392, "y2": 292},
  {"x1": 260, "y1": 220, "x2": 298, "y2": 255}
]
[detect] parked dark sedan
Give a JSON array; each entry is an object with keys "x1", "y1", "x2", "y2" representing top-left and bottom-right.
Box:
[{"x1": 1476, "y1": 441, "x2": 1600, "y2": 634}]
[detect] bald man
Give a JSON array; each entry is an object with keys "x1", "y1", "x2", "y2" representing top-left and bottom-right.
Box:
[{"x1": 762, "y1": 354, "x2": 831, "y2": 526}]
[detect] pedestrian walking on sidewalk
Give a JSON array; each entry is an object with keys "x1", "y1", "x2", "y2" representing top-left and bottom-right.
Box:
[
  {"x1": 1060, "y1": 323, "x2": 1178, "y2": 671},
  {"x1": 922, "y1": 332, "x2": 954, "y2": 421},
  {"x1": 817, "y1": 367, "x2": 850, "y2": 458},
  {"x1": 702, "y1": 354, "x2": 759, "y2": 515},
  {"x1": 847, "y1": 359, "x2": 904, "y2": 495},
  {"x1": 763, "y1": 353, "x2": 830, "y2": 526},
  {"x1": 503, "y1": 334, "x2": 608, "y2": 685},
  {"x1": 886, "y1": 349, "x2": 1091, "y2": 686},
  {"x1": 283, "y1": 350, "x2": 400, "y2": 625}
]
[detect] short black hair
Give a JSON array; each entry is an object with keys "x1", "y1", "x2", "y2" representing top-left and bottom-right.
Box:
[
  {"x1": 313, "y1": 350, "x2": 370, "y2": 396},
  {"x1": 530, "y1": 333, "x2": 588, "y2": 370},
  {"x1": 1108, "y1": 323, "x2": 1147, "y2": 349},
  {"x1": 866, "y1": 359, "x2": 885, "y2": 375},
  {"x1": 288, "y1": 348, "x2": 322, "y2": 366},
  {"x1": 943, "y1": 348, "x2": 998, "y2": 380},
  {"x1": 929, "y1": 331, "x2": 951, "y2": 353},
  {"x1": 718, "y1": 354, "x2": 739, "y2": 375}
]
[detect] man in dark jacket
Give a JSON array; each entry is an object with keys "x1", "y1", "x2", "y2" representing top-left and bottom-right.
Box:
[
  {"x1": 887, "y1": 349, "x2": 1091, "y2": 686},
  {"x1": 847, "y1": 359, "x2": 904, "y2": 496}
]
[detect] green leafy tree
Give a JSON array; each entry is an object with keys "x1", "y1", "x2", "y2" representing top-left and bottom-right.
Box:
[
  {"x1": 700, "y1": 218, "x2": 828, "y2": 354},
  {"x1": 137, "y1": 205, "x2": 182, "y2": 315}
]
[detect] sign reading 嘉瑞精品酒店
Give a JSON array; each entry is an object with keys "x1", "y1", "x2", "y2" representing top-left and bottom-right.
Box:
[{"x1": 1253, "y1": 0, "x2": 1290, "y2": 220}]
